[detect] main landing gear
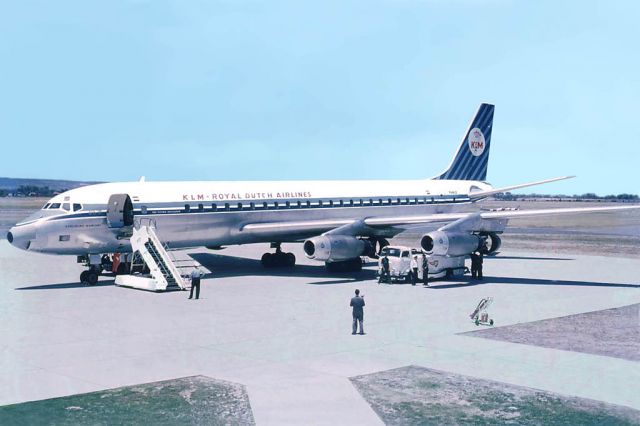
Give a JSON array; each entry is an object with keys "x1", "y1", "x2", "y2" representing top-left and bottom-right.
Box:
[{"x1": 261, "y1": 244, "x2": 296, "y2": 268}]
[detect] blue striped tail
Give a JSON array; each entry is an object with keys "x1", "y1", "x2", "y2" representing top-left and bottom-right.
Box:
[{"x1": 435, "y1": 103, "x2": 494, "y2": 181}]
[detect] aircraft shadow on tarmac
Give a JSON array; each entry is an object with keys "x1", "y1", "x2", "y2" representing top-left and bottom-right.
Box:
[
  {"x1": 489, "y1": 255, "x2": 574, "y2": 261},
  {"x1": 430, "y1": 276, "x2": 639, "y2": 290},
  {"x1": 16, "y1": 280, "x2": 115, "y2": 290},
  {"x1": 190, "y1": 253, "x2": 377, "y2": 284}
]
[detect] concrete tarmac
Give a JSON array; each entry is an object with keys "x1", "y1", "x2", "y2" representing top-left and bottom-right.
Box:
[{"x1": 0, "y1": 240, "x2": 639, "y2": 424}]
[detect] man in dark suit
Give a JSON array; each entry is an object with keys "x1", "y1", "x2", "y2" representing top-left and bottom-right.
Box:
[
  {"x1": 379, "y1": 255, "x2": 390, "y2": 284},
  {"x1": 470, "y1": 252, "x2": 478, "y2": 279},
  {"x1": 189, "y1": 268, "x2": 202, "y2": 299},
  {"x1": 422, "y1": 254, "x2": 429, "y2": 286},
  {"x1": 350, "y1": 289, "x2": 365, "y2": 335}
]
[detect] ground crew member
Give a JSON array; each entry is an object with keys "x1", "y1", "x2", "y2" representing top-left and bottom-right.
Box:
[
  {"x1": 422, "y1": 254, "x2": 429, "y2": 286},
  {"x1": 189, "y1": 268, "x2": 202, "y2": 299},
  {"x1": 470, "y1": 252, "x2": 478, "y2": 279},
  {"x1": 350, "y1": 289, "x2": 365, "y2": 335},
  {"x1": 379, "y1": 255, "x2": 390, "y2": 284},
  {"x1": 477, "y1": 251, "x2": 484, "y2": 280},
  {"x1": 410, "y1": 254, "x2": 419, "y2": 285}
]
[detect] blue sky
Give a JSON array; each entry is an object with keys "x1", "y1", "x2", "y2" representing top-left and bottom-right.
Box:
[{"x1": 1, "y1": 0, "x2": 638, "y2": 195}]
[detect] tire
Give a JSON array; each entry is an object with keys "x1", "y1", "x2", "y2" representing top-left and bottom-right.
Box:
[
  {"x1": 87, "y1": 272, "x2": 99, "y2": 285},
  {"x1": 80, "y1": 270, "x2": 89, "y2": 284},
  {"x1": 285, "y1": 252, "x2": 296, "y2": 267},
  {"x1": 489, "y1": 319, "x2": 494, "y2": 326},
  {"x1": 261, "y1": 253, "x2": 273, "y2": 268}
]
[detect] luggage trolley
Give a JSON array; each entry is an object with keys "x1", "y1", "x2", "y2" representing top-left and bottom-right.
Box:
[{"x1": 470, "y1": 297, "x2": 494, "y2": 326}]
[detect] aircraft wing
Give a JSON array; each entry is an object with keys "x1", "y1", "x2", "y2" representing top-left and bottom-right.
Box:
[
  {"x1": 363, "y1": 205, "x2": 640, "y2": 227},
  {"x1": 239, "y1": 205, "x2": 640, "y2": 240},
  {"x1": 469, "y1": 176, "x2": 574, "y2": 200}
]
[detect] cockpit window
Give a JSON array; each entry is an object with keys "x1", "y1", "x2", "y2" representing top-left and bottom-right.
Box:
[
  {"x1": 73, "y1": 203, "x2": 82, "y2": 212},
  {"x1": 49, "y1": 203, "x2": 61, "y2": 209},
  {"x1": 62, "y1": 203, "x2": 70, "y2": 211},
  {"x1": 42, "y1": 203, "x2": 51, "y2": 210}
]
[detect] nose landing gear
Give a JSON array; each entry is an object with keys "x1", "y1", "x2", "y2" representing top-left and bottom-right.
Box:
[{"x1": 261, "y1": 244, "x2": 296, "y2": 268}]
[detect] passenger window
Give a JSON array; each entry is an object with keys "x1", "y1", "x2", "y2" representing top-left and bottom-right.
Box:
[
  {"x1": 250, "y1": 202, "x2": 255, "y2": 210},
  {"x1": 62, "y1": 203, "x2": 70, "y2": 211},
  {"x1": 285, "y1": 201, "x2": 290, "y2": 208},
  {"x1": 263, "y1": 202, "x2": 268, "y2": 209},
  {"x1": 198, "y1": 203, "x2": 204, "y2": 212},
  {"x1": 237, "y1": 202, "x2": 242, "y2": 210},
  {"x1": 274, "y1": 201, "x2": 279, "y2": 209},
  {"x1": 212, "y1": 203, "x2": 218, "y2": 211},
  {"x1": 184, "y1": 204, "x2": 191, "y2": 212},
  {"x1": 73, "y1": 203, "x2": 82, "y2": 212},
  {"x1": 297, "y1": 200, "x2": 302, "y2": 208},
  {"x1": 402, "y1": 251, "x2": 409, "y2": 258},
  {"x1": 59, "y1": 235, "x2": 70, "y2": 242},
  {"x1": 306, "y1": 200, "x2": 311, "y2": 207},
  {"x1": 141, "y1": 205, "x2": 147, "y2": 214},
  {"x1": 224, "y1": 203, "x2": 230, "y2": 211}
]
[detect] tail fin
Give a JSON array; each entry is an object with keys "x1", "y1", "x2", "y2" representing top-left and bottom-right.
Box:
[{"x1": 435, "y1": 103, "x2": 494, "y2": 181}]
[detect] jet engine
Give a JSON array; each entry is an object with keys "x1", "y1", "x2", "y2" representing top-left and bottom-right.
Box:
[
  {"x1": 480, "y1": 232, "x2": 502, "y2": 254},
  {"x1": 420, "y1": 231, "x2": 484, "y2": 257},
  {"x1": 303, "y1": 235, "x2": 372, "y2": 262}
]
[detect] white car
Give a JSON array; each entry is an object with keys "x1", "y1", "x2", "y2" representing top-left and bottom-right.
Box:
[{"x1": 378, "y1": 245, "x2": 468, "y2": 283}]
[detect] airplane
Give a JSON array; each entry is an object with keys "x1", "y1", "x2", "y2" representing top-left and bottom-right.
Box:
[{"x1": 7, "y1": 103, "x2": 638, "y2": 285}]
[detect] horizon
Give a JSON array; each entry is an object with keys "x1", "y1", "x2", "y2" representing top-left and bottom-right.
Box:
[{"x1": 1, "y1": 1, "x2": 638, "y2": 194}]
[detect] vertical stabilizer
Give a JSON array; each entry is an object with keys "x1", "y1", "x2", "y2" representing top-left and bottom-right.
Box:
[{"x1": 435, "y1": 103, "x2": 494, "y2": 181}]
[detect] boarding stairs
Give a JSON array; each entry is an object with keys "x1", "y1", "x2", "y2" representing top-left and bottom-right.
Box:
[{"x1": 115, "y1": 224, "x2": 195, "y2": 292}]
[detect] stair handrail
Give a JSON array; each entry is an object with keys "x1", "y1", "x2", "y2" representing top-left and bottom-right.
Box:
[{"x1": 145, "y1": 227, "x2": 186, "y2": 289}]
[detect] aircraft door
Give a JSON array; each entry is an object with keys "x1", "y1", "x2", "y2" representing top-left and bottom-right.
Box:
[{"x1": 107, "y1": 194, "x2": 134, "y2": 228}]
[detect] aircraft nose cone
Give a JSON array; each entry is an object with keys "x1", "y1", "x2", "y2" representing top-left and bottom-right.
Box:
[{"x1": 7, "y1": 224, "x2": 36, "y2": 251}]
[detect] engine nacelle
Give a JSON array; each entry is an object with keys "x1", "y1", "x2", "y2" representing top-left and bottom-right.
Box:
[
  {"x1": 480, "y1": 232, "x2": 502, "y2": 254},
  {"x1": 303, "y1": 235, "x2": 371, "y2": 262},
  {"x1": 420, "y1": 231, "x2": 483, "y2": 257}
]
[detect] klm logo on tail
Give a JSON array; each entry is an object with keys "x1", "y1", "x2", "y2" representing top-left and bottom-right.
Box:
[{"x1": 436, "y1": 103, "x2": 494, "y2": 181}]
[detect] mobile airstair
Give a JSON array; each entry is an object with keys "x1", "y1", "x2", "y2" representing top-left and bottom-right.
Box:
[{"x1": 115, "y1": 224, "x2": 198, "y2": 292}]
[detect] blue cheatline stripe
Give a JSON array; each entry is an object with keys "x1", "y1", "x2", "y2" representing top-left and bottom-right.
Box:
[
  {"x1": 446, "y1": 108, "x2": 491, "y2": 179},
  {"x1": 441, "y1": 105, "x2": 494, "y2": 180}
]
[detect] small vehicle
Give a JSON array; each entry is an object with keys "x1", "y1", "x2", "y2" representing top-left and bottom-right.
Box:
[
  {"x1": 470, "y1": 297, "x2": 494, "y2": 326},
  {"x1": 377, "y1": 245, "x2": 468, "y2": 283}
]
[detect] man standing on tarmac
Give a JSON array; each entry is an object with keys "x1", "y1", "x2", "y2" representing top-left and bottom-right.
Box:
[
  {"x1": 470, "y1": 252, "x2": 484, "y2": 280},
  {"x1": 422, "y1": 254, "x2": 429, "y2": 287},
  {"x1": 410, "y1": 253, "x2": 419, "y2": 286},
  {"x1": 379, "y1": 255, "x2": 390, "y2": 284},
  {"x1": 350, "y1": 289, "x2": 365, "y2": 335},
  {"x1": 476, "y1": 251, "x2": 484, "y2": 280},
  {"x1": 189, "y1": 268, "x2": 202, "y2": 299}
]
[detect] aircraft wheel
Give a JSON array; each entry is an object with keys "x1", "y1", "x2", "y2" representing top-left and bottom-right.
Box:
[
  {"x1": 86, "y1": 272, "x2": 99, "y2": 285},
  {"x1": 80, "y1": 270, "x2": 89, "y2": 284},
  {"x1": 285, "y1": 252, "x2": 296, "y2": 267},
  {"x1": 261, "y1": 253, "x2": 273, "y2": 268}
]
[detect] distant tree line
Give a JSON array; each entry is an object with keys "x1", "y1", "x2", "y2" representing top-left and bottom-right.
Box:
[
  {"x1": 0, "y1": 185, "x2": 64, "y2": 197},
  {"x1": 495, "y1": 192, "x2": 639, "y2": 202}
]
